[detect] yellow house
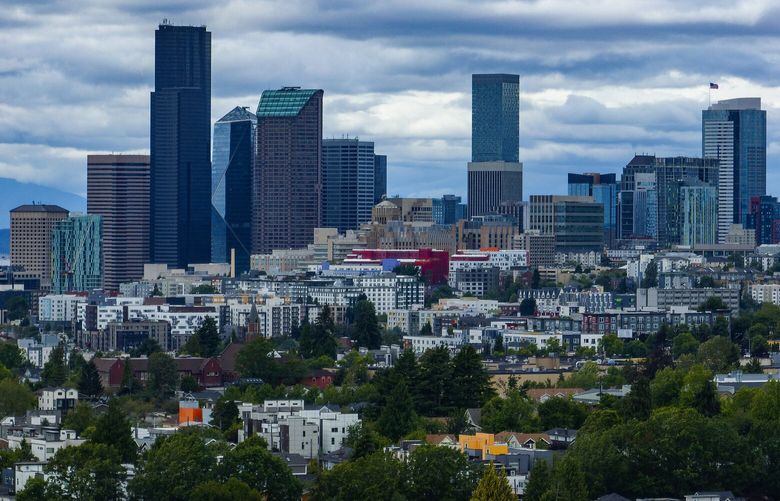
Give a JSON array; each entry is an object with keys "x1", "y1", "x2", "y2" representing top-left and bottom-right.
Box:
[{"x1": 458, "y1": 433, "x2": 509, "y2": 460}]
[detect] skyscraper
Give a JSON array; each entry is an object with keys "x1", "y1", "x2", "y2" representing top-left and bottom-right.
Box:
[
  {"x1": 87, "y1": 154, "x2": 150, "y2": 291},
  {"x1": 748, "y1": 195, "x2": 780, "y2": 245},
  {"x1": 468, "y1": 74, "x2": 522, "y2": 218},
  {"x1": 680, "y1": 182, "x2": 718, "y2": 246},
  {"x1": 150, "y1": 22, "x2": 211, "y2": 267},
  {"x1": 472, "y1": 74, "x2": 519, "y2": 163},
  {"x1": 322, "y1": 138, "x2": 375, "y2": 233},
  {"x1": 51, "y1": 215, "x2": 102, "y2": 294},
  {"x1": 212, "y1": 107, "x2": 256, "y2": 275},
  {"x1": 9, "y1": 205, "x2": 68, "y2": 288},
  {"x1": 568, "y1": 173, "x2": 618, "y2": 245},
  {"x1": 374, "y1": 154, "x2": 387, "y2": 204},
  {"x1": 528, "y1": 195, "x2": 604, "y2": 252},
  {"x1": 703, "y1": 97, "x2": 766, "y2": 242},
  {"x1": 253, "y1": 87, "x2": 323, "y2": 254}
]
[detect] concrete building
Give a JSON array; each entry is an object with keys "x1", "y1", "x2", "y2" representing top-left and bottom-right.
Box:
[
  {"x1": 636, "y1": 287, "x2": 740, "y2": 311},
  {"x1": 528, "y1": 196, "x2": 604, "y2": 252},
  {"x1": 513, "y1": 231, "x2": 556, "y2": 268},
  {"x1": 105, "y1": 320, "x2": 172, "y2": 352},
  {"x1": 38, "y1": 294, "x2": 86, "y2": 323},
  {"x1": 38, "y1": 388, "x2": 78, "y2": 412},
  {"x1": 750, "y1": 284, "x2": 780, "y2": 305},
  {"x1": 10, "y1": 204, "x2": 69, "y2": 288},
  {"x1": 467, "y1": 162, "x2": 523, "y2": 219},
  {"x1": 568, "y1": 173, "x2": 618, "y2": 246},
  {"x1": 453, "y1": 216, "x2": 518, "y2": 251},
  {"x1": 253, "y1": 87, "x2": 323, "y2": 253},
  {"x1": 87, "y1": 154, "x2": 150, "y2": 291}
]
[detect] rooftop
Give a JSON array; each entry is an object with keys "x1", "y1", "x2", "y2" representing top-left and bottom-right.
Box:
[{"x1": 257, "y1": 88, "x2": 321, "y2": 117}]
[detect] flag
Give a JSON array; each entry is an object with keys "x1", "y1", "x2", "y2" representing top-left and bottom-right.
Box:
[{"x1": 710, "y1": 82, "x2": 719, "y2": 89}]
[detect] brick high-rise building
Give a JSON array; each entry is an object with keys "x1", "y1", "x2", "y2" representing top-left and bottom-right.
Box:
[
  {"x1": 10, "y1": 204, "x2": 69, "y2": 288},
  {"x1": 87, "y1": 154, "x2": 150, "y2": 290},
  {"x1": 253, "y1": 87, "x2": 323, "y2": 253}
]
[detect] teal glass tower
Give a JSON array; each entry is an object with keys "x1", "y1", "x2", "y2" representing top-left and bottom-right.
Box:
[
  {"x1": 472, "y1": 74, "x2": 519, "y2": 162},
  {"x1": 51, "y1": 215, "x2": 103, "y2": 293}
]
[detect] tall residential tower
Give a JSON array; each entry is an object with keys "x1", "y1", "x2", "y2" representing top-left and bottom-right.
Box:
[{"x1": 322, "y1": 138, "x2": 376, "y2": 233}]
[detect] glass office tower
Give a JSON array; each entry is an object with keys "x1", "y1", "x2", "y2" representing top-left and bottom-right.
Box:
[
  {"x1": 703, "y1": 97, "x2": 766, "y2": 242},
  {"x1": 212, "y1": 107, "x2": 256, "y2": 275},
  {"x1": 322, "y1": 138, "x2": 376, "y2": 232},
  {"x1": 568, "y1": 173, "x2": 617, "y2": 245},
  {"x1": 472, "y1": 74, "x2": 520, "y2": 162},
  {"x1": 52, "y1": 215, "x2": 103, "y2": 293},
  {"x1": 150, "y1": 22, "x2": 211, "y2": 267}
]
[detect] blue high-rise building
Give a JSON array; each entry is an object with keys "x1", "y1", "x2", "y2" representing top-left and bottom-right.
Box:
[
  {"x1": 322, "y1": 138, "x2": 375, "y2": 232},
  {"x1": 374, "y1": 154, "x2": 387, "y2": 204},
  {"x1": 212, "y1": 107, "x2": 256, "y2": 275},
  {"x1": 568, "y1": 173, "x2": 618, "y2": 245},
  {"x1": 703, "y1": 98, "x2": 766, "y2": 242},
  {"x1": 472, "y1": 74, "x2": 519, "y2": 162},
  {"x1": 150, "y1": 22, "x2": 211, "y2": 267},
  {"x1": 52, "y1": 215, "x2": 102, "y2": 293}
]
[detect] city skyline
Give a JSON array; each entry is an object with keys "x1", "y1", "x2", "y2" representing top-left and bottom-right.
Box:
[{"x1": 1, "y1": 1, "x2": 779, "y2": 205}]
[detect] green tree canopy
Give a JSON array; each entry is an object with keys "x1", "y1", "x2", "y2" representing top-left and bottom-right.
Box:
[
  {"x1": 147, "y1": 352, "x2": 179, "y2": 398},
  {"x1": 450, "y1": 346, "x2": 495, "y2": 409},
  {"x1": 351, "y1": 299, "x2": 381, "y2": 349},
  {"x1": 697, "y1": 335, "x2": 739, "y2": 373},
  {"x1": 44, "y1": 443, "x2": 127, "y2": 501},
  {"x1": 218, "y1": 435, "x2": 302, "y2": 501},
  {"x1": 377, "y1": 379, "x2": 417, "y2": 442},
  {"x1": 405, "y1": 445, "x2": 481, "y2": 501},
  {"x1": 77, "y1": 359, "x2": 103, "y2": 398},
  {"x1": 538, "y1": 397, "x2": 588, "y2": 430},
  {"x1": 91, "y1": 398, "x2": 136, "y2": 463},
  {"x1": 0, "y1": 379, "x2": 36, "y2": 416},
  {"x1": 62, "y1": 401, "x2": 96, "y2": 435},
  {"x1": 480, "y1": 391, "x2": 538, "y2": 433},
  {"x1": 41, "y1": 343, "x2": 67, "y2": 386}
]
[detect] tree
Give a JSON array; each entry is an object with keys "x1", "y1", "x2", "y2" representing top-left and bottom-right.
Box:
[
  {"x1": 750, "y1": 335, "x2": 769, "y2": 357},
  {"x1": 393, "y1": 263, "x2": 420, "y2": 277},
  {"x1": 313, "y1": 452, "x2": 405, "y2": 500},
  {"x1": 130, "y1": 432, "x2": 218, "y2": 501},
  {"x1": 650, "y1": 367, "x2": 684, "y2": 408},
  {"x1": 130, "y1": 337, "x2": 162, "y2": 357},
  {"x1": 494, "y1": 334, "x2": 504, "y2": 353},
  {"x1": 679, "y1": 365, "x2": 720, "y2": 416},
  {"x1": 519, "y1": 298, "x2": 536, "y2": 316},
  {"x1": 470, "y1": 463, "x2": 515, "y2": 501},
  {"x1": 347, "y1": 423, "x2": 390, "y2": 459},
  {"x1": 180, "y1": 374, "x2": 199, "y2": 392},
  {"x1": 119, "y1": 358, "x2": 140, "y2": 395},
  {"x1": 147, "y1": 352, "x2": 178, "y2": 398},
  {"x1": 351, "y1": 299, "x2": 381, "y2": 349},
  {"x1": 62, "y1": 401, "x2": 96, "y2": 435},
  {"x1": 44, "y1": 443, "x2": 127, "y2": 500},
  {"x1": 0, "y1": 379, "x2": 36, "y2": 416},
  {"x1": 672, "y1": 332, "x2": 700, "y2": 358},
  {"x1": 601, "y1": 333, "x2": 623, "y2": 356},
  {"x1": 77, "y1": 360, "x2": 103, "y2": 398},
  {"x1": 191, "y1": 478, "x2": 263, "y2": 501},
  {"x1": 531, "y1": 269, "x2": 541, "y2": 289},
  {"x1": 300, "y1": 306, "x2": 337, "y2": 359},
  {"x1": 218, "y1": 435, "x2": 302, "y2": 501},
  {"x1": 236, "y1": 337, "x2": 279, "y2": 382},
  {"x1": 210, "y1": 397, "x2": 239, "y2": 432},
  {"x1": 15, "y1": 476, "x2": 46, "y2": 501},
  {"x1": 0, "y1": 341, "x2": 24, "y2": 370},
  {"x1": 4, "y1": 295, "x2": 29, "y2": 321},
  {"x1": 697, "y1": 275, "x2": 716, "y2": 288},
  {"x1": 185, "y1": 316, "x2": 221, "y2": 357},
  {"x1": 620, "y1": 376, "x2": 651, "y2": 420},
  {"x1": 419, "y1": 322, "x2": 433, "y2": 337},
  {"x1": 698, "y1": 296, "x2": 729, "y2": 312},
  {"x1": 450, "y1": 346, "x2": 495, "y2": 409},
  {"x1": 91, "y1": 398, "x2": 136, "y2": 463},
  {"x1": 405, "y1": 445, "x2": 481, "y2": 501},
  {"x1": 480, "y1": 391, "x2": 538, "y2": 433},
  {"x1": 191, "y1": 283, "x2": 218, "y2": 294},
  {"x1": 545, "y1": 455, "x2": 589, "y2": 501},
  {"x1": 523, "y1": 460, "x2": 551, "y2": 501},
  {"x1": 697, "y1": 335, "x2": 739, "y2": 373},
  {"x1": 538, "y1": 397, "x2": 588, "y2": 430},
  {"x1": 641, "y1": 261, "x2": 658, "y2": 288},
  {"x1": 417, "y1": 346, "x2": 453, "y2": 415},
  {"x1": 377, "y1": 379, "x2": 417, "y2": 441},
  {"x1": 41, "y1": 343, "x2": 67, "y2": 386}
]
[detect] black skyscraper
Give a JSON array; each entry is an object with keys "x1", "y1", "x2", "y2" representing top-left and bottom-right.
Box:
[{"x1": 150, "y1": 22, "x2": 211, "y2": 267}]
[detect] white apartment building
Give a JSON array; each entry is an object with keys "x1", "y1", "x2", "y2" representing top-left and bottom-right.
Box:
[
  {"x1": 38, "y1": 294, "x2": 86, "y2": 322},
  {"x1": 38, "y1": 388, "x2": 78, "y2": 412},
  {"x1": 403, "y1": 333, "x2": 466, "y2": 354},
  {"x1": 751, "y1": 284, "x2": 780, "y2": 305},
  {"x1": 8, "y1": 429, "x2": 85, "y2": 462}
]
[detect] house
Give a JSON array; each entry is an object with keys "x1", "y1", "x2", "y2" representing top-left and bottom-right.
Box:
[
  {"x1": 93, "y1": 356, "x2": 225, "y2": 389},
  {"x1": 685, "y1": 492, "x2": 740, "y2": 501},
  {"x1": 321, "y1": 446, "x2": 353, "y2": 470},
  {"x1": 13, "y1": 462, "x2": 46, "y2": 494},
  {"x1": 525, "y1": 388, "x2": 584, "y2": 402},
  {"x1": 8, "y1": 429, "x2": 85, "y2": 461},
  {"x1": 273, "y1": 452, "x2": 309, "y2": 476},
  {"x1": 544, "y1": 428, "x2": 577, "y2": 449},
  {"x1": 299, "y1": 369, "x2": 335, "y2": 390},
  {"x1": 595, "y1": 494, "x2": 631, "y2": 501},
  {"x1": 464, "y1": 408, "x2": 482, "y2": 432},
  {"x1": 425, "y1": 434, "x2": 459, "y2": 448},
  {"x1": 573, "y1": 385, "x2": 632, "y2": 405},
  {"x1": 37, "y1": 388, "x2": 78, "y2": 413},
  {"x1": 495, "y1": 431, "x2": 551, "y2": 450}
]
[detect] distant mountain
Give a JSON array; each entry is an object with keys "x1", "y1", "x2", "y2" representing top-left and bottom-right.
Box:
[
  {"x1": 0, "y1": 178, "x2": 86, "y2": 228},
  {"x1": 0, "y1": 229, "x2": 8, "y2": 255}
]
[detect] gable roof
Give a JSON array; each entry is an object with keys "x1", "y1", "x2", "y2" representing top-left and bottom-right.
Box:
[
  {"x1": 526, "y1": 388, "x2": 584, "y2": 401},
  {"x1": 495, "y1": 431, "x2": 551, "y2": 445},
  {"x1": 425, "y1": 434, "x2": 457, "y2": 446}
]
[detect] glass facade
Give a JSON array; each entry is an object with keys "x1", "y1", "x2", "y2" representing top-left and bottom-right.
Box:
[
  {"x1": 374, "y1": 154, "x2": 387, "y2": 204},
  {"x1": 52, "y1": 215, "x2": 102, "y2": 294},
  {"x1": 703, "y1": 98, "x2": 766, "y2": 241},
  {"x1": 472, "y1": 74, "x2": 519, "y2": 162},
  {"x1": 212, "y1": 107, "x2": 256, "y2": 274},
  {"x1": 567, "y1": 173, "x2": 617, "y2": 244},
  {"x1": 680, "y1": 183, "x2": 718, "y2": 245},
  {"x1": 322, "y1": 138, "x2": 376, "y2": 232},
  {"x1": 150, "y1": 24, "x2": 211, "y2": 267}
]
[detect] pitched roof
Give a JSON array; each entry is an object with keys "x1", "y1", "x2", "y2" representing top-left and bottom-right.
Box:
[
  {"x1": 217, "y1": 106, "x2": 257, "y2": 124},
  {"x1": 257, "y1": 88, "x2": 321, "y2": 117},
  {"x1": 495, "y1": 431, "x2": 551, "y2": 445},
  {"x1": 525, "y1": 388, "x2": 584, "y2": 401},
  {"x1": 218, "y1": 342, "x2": 244, "y2": 373},
  {"x1": 465, "y1": 408, "x2": 481, "y2": 426},
  {"x1": 425, "y1": 434, "x2": 457, "y2": 445}
]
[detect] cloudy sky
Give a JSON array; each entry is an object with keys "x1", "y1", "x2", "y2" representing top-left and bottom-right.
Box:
[{"x1": 1, "y1": 0, "x2": 779, "y2": 201}]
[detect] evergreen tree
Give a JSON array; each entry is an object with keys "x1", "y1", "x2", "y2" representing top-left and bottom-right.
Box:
[
  {"x1": 471, "y1": 463, "x2": 515, "y2": 501},
  {"x1": 41, "y1": 343, "x2": 67, "y2": 387},
  {"x1": 419, "y1": 322, "x2": 433, "y2": 336},
  {"x1": 450, "y1": 346, "x2": 494, "y2": 409},
  {"x1": 62, "y1": 401, "x2": 96, "y2": 435},
  {"x1": 77, "y1": 360, "x2": 103, "y2": 398},
  {"x1": 44, "y1": 443, "x2": 126, "y2": 500},
  {"x1": 147, "y1": 352, "x2": 178, "y2": 398},
  {"x1": 119, "y1": 357, "x2": 139, "y2": 395},
  {"x1": 531, "y1": 269, "x2": 541, "y2": 289},
  {"x1": 91, "y1": 398, "x2": 136, "y2": 463},
  {"x1": 524, "y1": 460, "x2": 551, "y2": 501},
  {"x1": 620, "y1": 376, "x2": 651, "y2": 420},
  {"x1": 351, "y1": 299, "x2": 381, "y2": 349},
  {"x1": 309, "y1": 306, "x2": 337, "y2": 359},
  {"x1": 210, "y1": 397, "x2": 239, "y2": 432},
  {"x1": 196, "y1": 316, "x2": 221, "y2": 357},
  {"x1": 377, "y1": 379, "x2": 417, "y2": 441},
  {"x1": 520, "y1": 298, "x2": 536, "y2": 316},
  {"x1": 417, "y1": 346, "x2": 453, "y2": 415},
  {"x1": 494, "y1": 335, "x2": 504, "y2": 353}
]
